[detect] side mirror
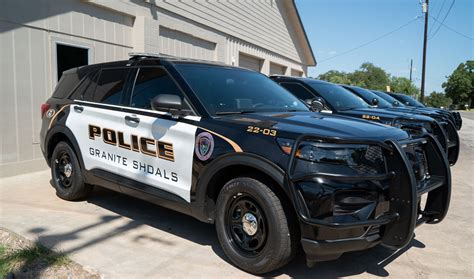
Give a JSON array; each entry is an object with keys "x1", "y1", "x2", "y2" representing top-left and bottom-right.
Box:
[
  {"x1": 371, "y1": 98, "x2": 379, "y2": 106},
  {"x1": 310, "y1": 98, "x2": 325, "y2": 112},
  {"x1": 393, "y1": 101, "x2": 400, "y2": 107},
  {"x1": 151, "y1": 94, "x2": 183, "y2": 117}
]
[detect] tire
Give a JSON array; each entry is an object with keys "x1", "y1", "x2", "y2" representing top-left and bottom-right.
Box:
[
  {"x1": 50, "y1": 141, "x2": 92, "y2": 201},
  {"x1": 215, "y1": 177, "x2": 296, "y2": 274}
]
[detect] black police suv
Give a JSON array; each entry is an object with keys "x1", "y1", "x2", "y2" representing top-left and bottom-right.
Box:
[
  {"x1": 270, "y1": 77, "x2": 452, "y2": 161},
  {"x1": 40, "y1": 54, "x2": 451, "y2": 274},
  {"x1": 341, "y1": 85, "x2": 460, "y2": 165},
  {"x1": 387, "y1": 92, "x2": 462, "y2": 130},
  {"x1": 372, "y1": 90, "x2": 462, "y2": 130}
]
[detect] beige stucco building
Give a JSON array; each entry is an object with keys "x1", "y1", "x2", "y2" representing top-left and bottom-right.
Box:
[{"x1": 0, "y1": 0, "x2": 315, "y2": 177}]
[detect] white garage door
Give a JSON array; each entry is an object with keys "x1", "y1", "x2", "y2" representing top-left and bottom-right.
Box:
[
  {"x1": 239, "y1": 53, "x2": 262, "y2": 72},
  {"x1": 270, "y1": 62, "x2": 286, "y2": 75},
  {"x1": 291, "y1": 69, "x2": 303, "y2": 77}
]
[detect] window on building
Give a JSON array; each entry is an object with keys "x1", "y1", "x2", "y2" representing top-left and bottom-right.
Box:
[
  {"x1": 130, "y1": 67, "x2": 183, "y2": 110},
  {"x1": 56, "y1": 44, "x2": 88, "y2": 81},
  {"x1": 93, "y1": 68, "x2": 129, "y2": 105}
]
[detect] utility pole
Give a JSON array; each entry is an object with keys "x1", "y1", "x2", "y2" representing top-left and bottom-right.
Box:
[
  {"x1": 420, "y1": 0, "x2": 429, "y2": 102},
  {"x1": 409, "y1": 59, "x2": 413, "y2": 82}
]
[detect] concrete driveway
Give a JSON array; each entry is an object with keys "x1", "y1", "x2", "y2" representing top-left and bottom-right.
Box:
[{"x1": 1, "y1": 115, "x2": 473, "y2": 278}]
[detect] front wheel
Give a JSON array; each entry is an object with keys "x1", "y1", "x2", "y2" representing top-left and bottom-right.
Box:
[{"x1": 215, "y1": 177, "x2": 296, "y2": 274}]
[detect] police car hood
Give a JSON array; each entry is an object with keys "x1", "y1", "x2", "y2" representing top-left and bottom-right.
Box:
[
  {"x1": 339, "y1": 107, "x2": 435, "y2": 123},
  {"x1": 219, "y1": 111, "x2": 409, "y2": 141},
  {"x1": 385, "y1": 107, "x2": 451, "y2": 121}
]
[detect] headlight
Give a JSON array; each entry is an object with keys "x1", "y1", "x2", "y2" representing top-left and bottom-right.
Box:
[
  {"x1": 392, "y1": 120, "x2": 431, "y2": 134},
  {"x1": 277, "y1": 138, "x2": 377, "y2": 166}
]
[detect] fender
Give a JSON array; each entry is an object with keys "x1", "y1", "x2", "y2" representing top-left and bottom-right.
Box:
[
  {"x1": 45, "y1": 124, "x2": 86, "y2": 172},
  {"x1": 191, "y1": 152, "x2": 287, "y2": 223}
]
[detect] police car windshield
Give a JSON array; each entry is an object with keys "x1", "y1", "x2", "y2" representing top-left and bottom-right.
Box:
[
  {"x1": 307, "y1": 82, "x2": 370, "y2": 111},
  {"x1": 373, "y1": 91, "x2": 406, "y2": 107},
  {"x1": 393, "y1": 94, "x2": 425, "y2": 107},
  {"x1": 175, "y1": 64, "x2": 309, "y2": 115},
  {"x1": 347, "y1": 87, "x2": 393, "y2": 108}
]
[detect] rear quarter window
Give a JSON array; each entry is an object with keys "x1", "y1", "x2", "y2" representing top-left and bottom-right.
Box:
[
  {"x1": 69, "y1": 70, "x2": 99, "y2": 100},
  {"x1": 52, "y1": 73, "x2": 81, "y2": 99}
]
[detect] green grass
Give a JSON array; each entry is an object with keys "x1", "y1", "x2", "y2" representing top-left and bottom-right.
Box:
[{"x1": 0, "y1": 242, "x2": 71, "y2": 278}]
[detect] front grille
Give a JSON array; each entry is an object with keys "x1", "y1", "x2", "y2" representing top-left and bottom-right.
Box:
[
  {"x1": 351, "y1": 146, "x2": 385, "y2": 175},
  {"x1": 403, "y1": 144, "x2": 430, "y2": 184}
]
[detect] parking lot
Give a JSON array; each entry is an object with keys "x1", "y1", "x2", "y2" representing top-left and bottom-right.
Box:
[{"x1": 0, "y1": 112, "x2": 473, "y2": 278}]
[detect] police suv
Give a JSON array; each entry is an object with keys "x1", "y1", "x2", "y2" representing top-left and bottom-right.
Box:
[
  {"x1": 40, "y1": 54, "x2": 451, "y2": 274},
  {"x1": 270, "y1": 76, "x2": 459, "y2": 165}
]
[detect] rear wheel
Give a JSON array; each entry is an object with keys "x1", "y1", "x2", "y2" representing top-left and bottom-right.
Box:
[
  {"x1": 50, "y1": 141, "x2": 92, "y2": 200},
  {"x1": 215, "y1": 177, "x2": 296, "y2": 274}
]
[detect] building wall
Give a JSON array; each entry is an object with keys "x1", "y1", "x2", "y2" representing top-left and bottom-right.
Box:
[
  {"x1": 0, "y1": 0, "x2": 134, "y2": 176},
  {"x1": 150, "y1": 0, "x2": 306, "y2": 64},
  {"x1": 0, "y1": 0, "x2": 313, "y2": 177}
]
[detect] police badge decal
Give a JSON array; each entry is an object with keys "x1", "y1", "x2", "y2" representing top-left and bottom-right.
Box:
[{"x1": 195, "y1": 132, "x2": 214, "y2": 161}]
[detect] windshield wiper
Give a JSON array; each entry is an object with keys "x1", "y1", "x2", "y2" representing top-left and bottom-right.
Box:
[{"x1": 215, "y1": 110, "x2": 258, "y2": 115}]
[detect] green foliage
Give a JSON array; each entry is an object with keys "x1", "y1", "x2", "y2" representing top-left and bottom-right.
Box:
[
  {"x1": 425, "y1": 92, "x2": 452, "y2": 108},
  {"x1": 348, "y1": 63, "x2": 391, "y2": 90},
  {"x1": 317, "y1": 62, "x2": 419, "y2": 94},
  {"x1": 317, "y1": 70, "x2": 351, "y2": 84},
  {"x1": 442, "y1": 61, "x2": 474, "y2": 107},
  {"x1": 0, "y1": 242, "x2": 70, "y2": 277},
  {"x1": 389, "y1": 77, "x2": 418, "y2": 96}
]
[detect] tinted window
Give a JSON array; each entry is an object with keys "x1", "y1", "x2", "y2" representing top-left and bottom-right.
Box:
[
  {"x1": 130, "y1": 67, "x2": 182, "y2": 109},
  {"x1": 392, "y1": 94, "x2": 425, "y2": 107},
  {"x1": 175, "y1": 64, "x2": 308, "y2": 115},
  {"x1": 93, "y1": 68, "x2": 129, "y2": 105},
  {"x1": 69, "y1": 70, "x2": 99, "y2": 100},
  {"x1": 308, "y1": 82, "x2": 370, "y2": 111},
  {"x1": 280, "y1": 82, "x2": 315, "y2": 101},
  {"x1": 346, "y1": 87, "x2": 393, "y2": 108},
  {"x1": 373, "y1": 91, "x2": 405, "y2": 107},
  {"x1": 52, "y1": 73, "x2": 81, "y2": 99}
]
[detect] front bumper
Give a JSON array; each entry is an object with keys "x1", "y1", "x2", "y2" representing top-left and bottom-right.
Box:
[
  {"x1": 285, "y1": 134, "x2": 451, "y2": 264},
  {"x1": 438, "y1": 119, "x2": 460, "y2": 165}
]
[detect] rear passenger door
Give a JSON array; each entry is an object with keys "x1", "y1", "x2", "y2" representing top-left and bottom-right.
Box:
[
  {"x1": 115, "y1": 67, "x2": 199, "y2": 202},
  {"x1": 67, "y1": 67, "x2": 131, "y2": 177}
]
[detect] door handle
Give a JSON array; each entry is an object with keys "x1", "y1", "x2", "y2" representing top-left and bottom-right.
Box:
[
  {"x1": 73, "y1": 105, "x2": 84, "y2": 113},
  {"x1": 125, "y1": 115, "x2": 140, "y2": 124}
]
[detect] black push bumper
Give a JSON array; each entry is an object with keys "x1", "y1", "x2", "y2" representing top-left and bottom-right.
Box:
[{"x1": 285, "y1": 134, "x2": 451, "y2": 264}]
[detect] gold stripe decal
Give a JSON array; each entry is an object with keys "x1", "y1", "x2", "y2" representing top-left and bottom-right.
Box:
[
  {"x1": 198, "y1": 127, "x2": 243, "y2": 152},
  {"x1": 48, "y1": 104, "x2": 71, "y2": 130}
]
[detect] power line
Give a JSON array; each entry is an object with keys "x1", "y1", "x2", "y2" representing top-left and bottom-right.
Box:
[
  {"x1": 319, "y1": 16, "x2": 421, "y2": 63},
  {"x1": 430, "y1": 16, "x2": 474, "y2": 40},
  {"x1": 429, "y1": 0, "x2": 456, "y2": 39},
  {"x1": 429, "y1": 0, "x2": 447, "y2": 36}
]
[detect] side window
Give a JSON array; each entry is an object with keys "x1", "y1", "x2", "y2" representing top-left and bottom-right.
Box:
[
  {"x1": 280, "y1": 82, "x2": 315, "y2": 101},
  {"x1": 69, "y1": 70, "x2": 98, "y2": 100},
  {"x1": 130, "y1": 67, "x2": 185, "y2": 110},
  {"x1": 93, "y1": 68, "x2": 129, "y2": 105}
]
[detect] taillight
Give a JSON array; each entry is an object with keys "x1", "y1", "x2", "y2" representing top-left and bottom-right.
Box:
[{"x1": 41, "y1": 103, "x2": 50, "y2": 118}]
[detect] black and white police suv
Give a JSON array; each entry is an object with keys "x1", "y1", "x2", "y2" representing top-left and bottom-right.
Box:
[{"x1": 40, "y1": 54, "x2": 451, "y2": 274}]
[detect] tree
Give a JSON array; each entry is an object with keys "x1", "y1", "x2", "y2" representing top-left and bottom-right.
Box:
[
  {"x1": 389, "y1": 77, "x2": 419, "y2": 96},
  {"x1": 425, "y1": 92, "x2": 452, "y2": 108},
  {"x1": 317, "y1": 70, "x2": 351, "y2": 84},
  {"x1": 316, "y1": 62, "x2": 419, "y2": 94},
  {"x1": 349, "y1": 63, "x2": 390, "y2": 90},
  {"x1": 442, "y1": 61, "x2": 474, "y2": 108}
]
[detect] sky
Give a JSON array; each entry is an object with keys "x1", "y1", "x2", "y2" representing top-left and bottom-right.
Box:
[{"x1": 296, "y1": 0, "x2": 473, "y2": 94}]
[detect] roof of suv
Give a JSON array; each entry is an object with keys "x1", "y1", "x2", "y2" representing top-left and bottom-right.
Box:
[
  {"x1": 269, "y1": 75, "x2": 331, "y2": 85},
  {"x1": 63, "y1": 53, "x2": 256, "y2": 79}
]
